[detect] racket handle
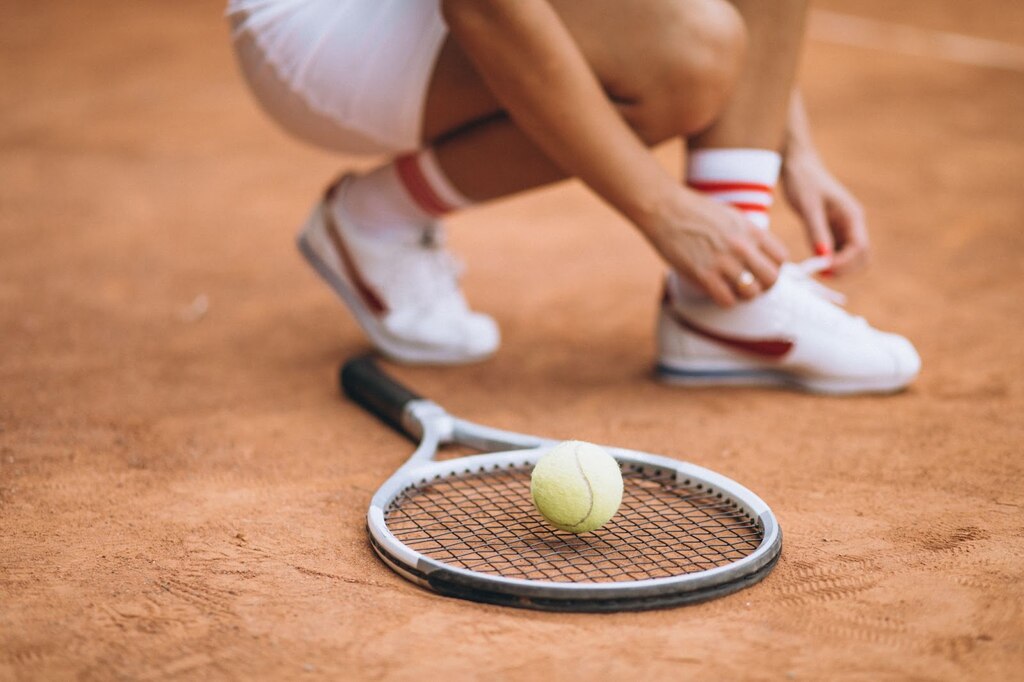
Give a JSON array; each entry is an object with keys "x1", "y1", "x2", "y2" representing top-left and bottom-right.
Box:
[{"x1": 340, "y1": 355, "x2": 423, "y2": 437}]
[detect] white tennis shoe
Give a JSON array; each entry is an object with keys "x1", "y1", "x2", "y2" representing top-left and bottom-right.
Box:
[
  {"x1": 297, "y1": 175, "x2": 499, "y2": 364},
  {"x1": 656, "y1": 258, "x2": 921, "y2": 394}
]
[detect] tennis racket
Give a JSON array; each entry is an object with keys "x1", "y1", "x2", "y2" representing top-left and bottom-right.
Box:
[{"x1": 342, "y1": 355, "x2": 782, "y2": 612}]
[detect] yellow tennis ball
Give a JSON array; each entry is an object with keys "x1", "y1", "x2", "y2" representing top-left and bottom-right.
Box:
[{"x1": 530, "y1": 440, "x2": 624, "y2": 534}]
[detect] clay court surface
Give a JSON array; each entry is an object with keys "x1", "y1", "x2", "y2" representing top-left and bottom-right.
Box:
[{"x1": 2, "y1": 0, "x2": 1023, "y2": 679}]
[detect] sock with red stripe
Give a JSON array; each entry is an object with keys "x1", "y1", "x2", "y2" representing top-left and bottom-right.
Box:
[
  {"x1": 672, "y1": 148, "x2": 782, "y2": 300},
  {"x1": 686, "y1": 148, "x2": 781, "y2": 230},
  {"x1": 335, "y1": 148, "x2": 472, "y2": 242}
]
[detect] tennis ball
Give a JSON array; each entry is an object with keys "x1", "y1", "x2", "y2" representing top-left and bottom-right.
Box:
[{"x1": 530, "y1": 440, "x2": 623, "y2": 534}]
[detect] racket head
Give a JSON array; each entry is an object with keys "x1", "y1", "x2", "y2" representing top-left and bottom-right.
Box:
[
  {"x1": 367, "y1": 420, "x2": 782, "y2": 612},
  {"x1": 342, "y1": 355, "x2": 782, "y2": 612}
]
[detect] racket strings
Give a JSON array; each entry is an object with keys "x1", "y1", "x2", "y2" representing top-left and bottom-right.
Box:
[{"x1": 385, "y1": 467, "x2": 763, "y2": 583}]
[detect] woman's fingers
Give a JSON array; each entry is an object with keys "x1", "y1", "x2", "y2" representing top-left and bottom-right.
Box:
[
  {"x1": 827, "y1": 196, "x2": 870, "y2": 274},
  {"x1": 754, "y1": 227, "x2": 790, "y2": 266},
  {"x1": 831, "y1": 240, "x2": 869, "y2": 273},
  {"x1": 692, "y1": 269, "x2": 737, "y2": 308},
  {"x1": 703, "y1": 233, "x2": 775, "y2": 303},
  {"x1": 651, "y1": 190, "x2": 796, "y2": 307},
  {"x1": 722, "y1": 222, "x2": 784, "y2": 294},
  {"x1": 798, "y1": 192, "x2": 834, "y2": 258},
  {"x1": 696, "y1": 222, "x2": 786, "y2": 304},
  {"x1": 718, "y1": 256, "x2": 763, "y2": 301}
]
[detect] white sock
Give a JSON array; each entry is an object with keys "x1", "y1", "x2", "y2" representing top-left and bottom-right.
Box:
[
  {"x1": 687, "y1": 148, "x2": 781, "y2": 230},
  {"x1": 335, "y1": 149, "x2": 473, "y2": 241},
  {"x1": 674, "y1": 148, "x2": 782, "y2": 299}
]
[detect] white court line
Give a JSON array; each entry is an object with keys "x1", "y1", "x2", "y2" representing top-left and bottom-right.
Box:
[{"x1": 809, "y1": 9, "x2": 1024, "y2": 72}]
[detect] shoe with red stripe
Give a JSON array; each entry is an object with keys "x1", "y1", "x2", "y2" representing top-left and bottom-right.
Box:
[
  {"x1": 656, "y1": 258, "x2": 921, "y2": 394},
  {"x1": 297, "y1": 174, "x2": 500, "y2": 365}
]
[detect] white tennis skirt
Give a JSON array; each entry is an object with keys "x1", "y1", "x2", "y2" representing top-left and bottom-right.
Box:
[{"x1": 227, "y1": 0, "x2": 448, "y2": 154}]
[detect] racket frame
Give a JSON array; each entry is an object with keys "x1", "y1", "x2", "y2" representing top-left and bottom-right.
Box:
[{"x1": 365, "y1": 397, "x2": 782, "y2": 611}]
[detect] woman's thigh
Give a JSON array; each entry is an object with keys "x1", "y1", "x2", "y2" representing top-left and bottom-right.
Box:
[{"x1": 422, "y1": 0, "x2": 744, "y2": 144}]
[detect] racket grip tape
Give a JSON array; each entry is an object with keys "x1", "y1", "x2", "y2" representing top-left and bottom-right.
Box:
[{"x1": 340, "y1": 356, "x2": 423, "y2": 436}]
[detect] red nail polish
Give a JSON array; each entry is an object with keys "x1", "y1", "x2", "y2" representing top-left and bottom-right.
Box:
[{"x1": 815, "y1": 243, "x2": 834, "y2": 276}]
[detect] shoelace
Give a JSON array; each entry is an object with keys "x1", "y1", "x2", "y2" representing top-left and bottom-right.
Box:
[
  {"x1": 381, "y1": 225, "x2": 469, "y2": 314},
  {"x1": 791, "y1": 256, "x2": 847, "y2": 306},
  {"x1": 786, "y1": 257, "x2": 872, "y2": 330}
]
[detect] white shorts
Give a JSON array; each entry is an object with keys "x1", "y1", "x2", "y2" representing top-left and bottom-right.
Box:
[{"x1": 227, "y1": 0, "x2": 448, "y2": 155}]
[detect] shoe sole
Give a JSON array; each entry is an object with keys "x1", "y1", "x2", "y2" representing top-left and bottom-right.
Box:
[
  {"x1": 655, "y1": 362, "x2": 910, "y2": 396},
  {"x1": 296, "y1": 203, "x2": 495, "y2": 366}
]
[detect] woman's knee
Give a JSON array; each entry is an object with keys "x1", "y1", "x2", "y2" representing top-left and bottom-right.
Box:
[{"x1": 627, "y1": 0, "x2": 747, "y2": 143}]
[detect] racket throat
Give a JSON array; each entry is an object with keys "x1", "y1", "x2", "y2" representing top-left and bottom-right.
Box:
[{"x1": 403, "y1": 400, "x2": 454, "y2": 448}]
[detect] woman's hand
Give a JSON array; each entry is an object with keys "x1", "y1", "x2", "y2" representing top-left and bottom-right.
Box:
[
  {"x1": 640, "y1": 188, "x2": 789, "y2": 307},
  {"x1": 782, "y1": 146, "x2": 869, "y2": 275},
  {"x1": 783, "y1": 91, "x2": 870, "y2": 275}
]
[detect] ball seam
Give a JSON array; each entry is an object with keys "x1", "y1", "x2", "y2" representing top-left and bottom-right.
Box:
[{"x1": 568, "y1": 444, "x2": 595, "y2": 529}]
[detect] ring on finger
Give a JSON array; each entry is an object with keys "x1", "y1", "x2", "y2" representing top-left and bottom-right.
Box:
[{"x1": 736, "y1": 270, "x2": 756, "y2": 289}]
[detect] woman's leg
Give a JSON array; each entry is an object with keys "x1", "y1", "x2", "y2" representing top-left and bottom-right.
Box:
[
  {"x1": 689, "y1": 0, "x2": 808, "y2": 151},
  {"x1": 308, "y1": 0, "x2": 762, "y2": 366},
  {"x1": 322, "y1": 0, "x2": 748, "y2": 365},
  {"x1": 680, "y1": 1, "x2": 808, "y2": 237},
  {"x1": 655, "y1": 0, "x2": 921, "y2": 394},
  {"x1": 409, "y1": 0, "x2": 808, "y2": 233},
  {"x1": 417, "y1": 0, "x2": 748, "y2": 202},
  {"x1": 671, "y1": 0, "x2": 808, "y2": 295}
]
